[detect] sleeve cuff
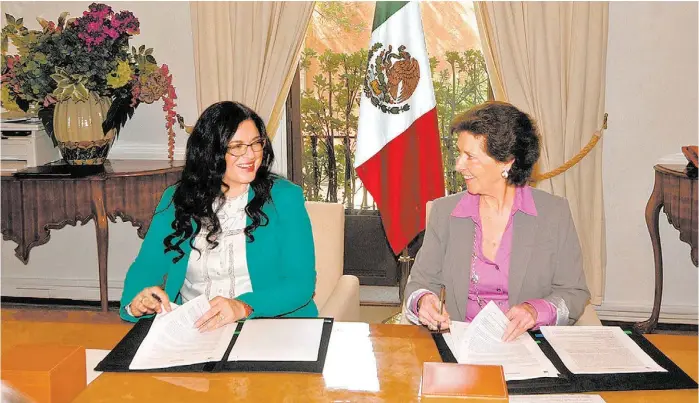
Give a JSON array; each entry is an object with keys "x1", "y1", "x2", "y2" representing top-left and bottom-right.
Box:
[
  {"x1": 403, "y1": 289, "x2": 435, "y2": 325},
  {"x1": 524, "y1": 299, "x2": 557, "y2": 328}
]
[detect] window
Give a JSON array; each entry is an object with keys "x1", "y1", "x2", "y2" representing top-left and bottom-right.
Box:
[
  {"x1": 296, "y1": 2, "x2": 490, "y2": 212},
  {"x1": 288, "y1": 2, "x2": 491, "y2": 286}
]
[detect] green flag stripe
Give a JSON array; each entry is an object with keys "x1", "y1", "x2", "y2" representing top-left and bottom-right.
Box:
[{"x1": 372, "y1": 1, "x2": 409, "y2": 31}]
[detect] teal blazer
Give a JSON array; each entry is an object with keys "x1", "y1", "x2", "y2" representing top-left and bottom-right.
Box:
[{"x1": 119, "y1": 178, "x2": 318, "y2": 322}]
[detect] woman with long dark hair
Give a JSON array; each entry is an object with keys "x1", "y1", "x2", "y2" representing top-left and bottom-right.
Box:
[{"x1": 119, "y1": 101, "x2": 317, "y2": 330}]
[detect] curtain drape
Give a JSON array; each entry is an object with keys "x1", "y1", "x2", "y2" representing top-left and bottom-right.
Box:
[
  {"x1": 475, "y1": 1, "x2": 609, "y2": 305},
  {"x1": 190, "y1": 1, "x2": 314, "y2": 138}
]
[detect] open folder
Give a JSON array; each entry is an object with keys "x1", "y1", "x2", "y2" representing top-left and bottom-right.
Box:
[
  {"x1": 431, "y1": 303, "x2": 697, "y2": 395},
  {"x1": 96, "y1": 296, "x2": 333, "y2": 374}
]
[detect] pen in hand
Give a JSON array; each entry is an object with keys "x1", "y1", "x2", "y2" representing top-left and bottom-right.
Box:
[
  {"x1": 150, "y1": 292, "x2": 169, "y2": 313},
  {"x1": 437, "y1": 285, "x2": 446, "y2": 331}
]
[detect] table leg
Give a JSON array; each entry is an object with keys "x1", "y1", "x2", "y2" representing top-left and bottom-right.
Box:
[
  {"x1": 91, "y1": 181, "x2": 109, "y2": 312},
  {"x1": 635, "y1": 172, "x2": 664, "y2": 334}
]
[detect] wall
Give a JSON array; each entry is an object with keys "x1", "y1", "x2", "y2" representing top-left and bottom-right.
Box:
[
  {"x1": 600, "y1": 1, "x2": 698, "y2": 323},
  {"x1": 3, "y1": 2, "x2": 698, "y2": 324}
]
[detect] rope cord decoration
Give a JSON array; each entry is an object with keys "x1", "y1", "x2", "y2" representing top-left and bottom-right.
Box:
[{"x1": 531, "y1": 113, "x2": 608, "y2": 182}]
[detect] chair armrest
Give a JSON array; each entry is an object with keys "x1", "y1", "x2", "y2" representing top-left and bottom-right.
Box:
[
  {"x1": 318, "y1": 275, "x2": 360, "y2": 322},
  {"x1": 574, "y1": 303, "x2": 602, "y2": 326}
]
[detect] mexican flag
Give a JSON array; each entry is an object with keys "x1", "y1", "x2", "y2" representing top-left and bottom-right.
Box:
[{"x1": 355, "y1": 1, "x2": 444, "y2": 254}]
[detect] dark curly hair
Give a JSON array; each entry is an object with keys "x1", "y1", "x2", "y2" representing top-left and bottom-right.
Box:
[
  {"x1": 164, "y1": 101, "x2": 276, "y2": 263},
  {"x1": 450, "y1": 101, "x2": 540, "y2": 186}
]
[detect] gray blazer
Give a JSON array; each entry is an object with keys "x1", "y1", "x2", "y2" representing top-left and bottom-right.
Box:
[{"x1": 405, "y1": 188, "x2": 590, "y2": 325}]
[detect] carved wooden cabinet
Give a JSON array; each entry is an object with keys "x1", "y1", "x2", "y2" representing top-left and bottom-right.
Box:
[
  {"x1": 1, "y1": 160, "x2": 184, "y2": 311},
  {"x1": 635, "y1": 164, "x2": 698, "y2": 333}
]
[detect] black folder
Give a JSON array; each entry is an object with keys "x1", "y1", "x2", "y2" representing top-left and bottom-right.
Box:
[
  {"x1": 431, "y1": 327, "x2": 698, "y2": 395},
  {"x1": 95, "y1": 317, "x2": 334, "y2": 374}
]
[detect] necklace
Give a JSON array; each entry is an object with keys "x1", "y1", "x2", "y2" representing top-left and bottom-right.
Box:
[{"x1": 469, "y1": 233, "x2": 485, "y2": 308}]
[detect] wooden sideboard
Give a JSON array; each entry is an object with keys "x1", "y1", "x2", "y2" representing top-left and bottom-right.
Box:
[
  {"x1": 635, "y1": 164, "x2": 698, "y2": 333},
  {"x1": 1, "y1": 160, "x2": 184, "y2": 311}
]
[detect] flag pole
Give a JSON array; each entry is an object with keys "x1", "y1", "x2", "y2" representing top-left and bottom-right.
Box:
[{"x1": 397, "y1": 247, "x2": 413, "y2": 303}]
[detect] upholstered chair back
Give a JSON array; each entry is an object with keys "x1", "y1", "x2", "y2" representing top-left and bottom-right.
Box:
[{"x1": 305, "y1": 201, "x2": 345, "y2": 309}]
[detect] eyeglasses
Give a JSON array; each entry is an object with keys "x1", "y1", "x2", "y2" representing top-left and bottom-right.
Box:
[{"x1": 226, "y1": 138, "x2": 266, "y2": 156}]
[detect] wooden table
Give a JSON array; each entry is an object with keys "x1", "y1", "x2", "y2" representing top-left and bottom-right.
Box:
[
  {"x1": 636, "y1": 164, "x2": 698, "y2": 334},
  {"x1": 1, "y1": 309, "x2": 696, "y2": 403},
  {"x1": 1, "y1": 160, "x2": 184, "y2": 311}
]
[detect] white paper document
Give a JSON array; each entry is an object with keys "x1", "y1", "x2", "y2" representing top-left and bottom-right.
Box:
[
  {"x1": 509, "y1": 394, "x2": 606, "y2": 403},
  {"x1": 228, "y1": 318, "x2": 324, "y2": 362},
  {"x1": 441, "y1": 320, "x2": 469, "y2": 355},
  {"x1": 445, "y1": 301, "x2": 559, "y2": 381},
  {"x1": 540, "y1": 326, "x2": 667, "y2": 374},
  {"x1": 129, "y1": 294, "x2": 237, "y2": 370}
]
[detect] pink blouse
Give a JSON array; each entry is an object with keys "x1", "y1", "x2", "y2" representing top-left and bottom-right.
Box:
[{"x1": 410, "y1": 186, "x2": 556, "y2": 327}]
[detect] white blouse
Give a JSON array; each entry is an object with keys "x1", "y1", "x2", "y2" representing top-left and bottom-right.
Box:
[{"x1": 180, "y1": 189, "x2": 253, "y2": 303}]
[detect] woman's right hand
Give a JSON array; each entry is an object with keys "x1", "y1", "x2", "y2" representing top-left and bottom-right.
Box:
[
  {"x1": 129, "y1": 287, "x2": 171, "y2": 317},
  {"x1": 418, "y1": 293, "x2": 451, "y2": 331}
]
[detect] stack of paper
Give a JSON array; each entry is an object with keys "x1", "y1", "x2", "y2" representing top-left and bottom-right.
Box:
[
  {"x1": 129, "y1": 295, "x2": 237, "y2": 370},
  {"x1": 443, "y1": 301, "x2": 559, "y2": 381},
  {"x1": 539, "y1": 326, "x2": 666, "y2": 374},
  {"x1": 510, "y1": 395, "x2": 607, "y2": 403}
]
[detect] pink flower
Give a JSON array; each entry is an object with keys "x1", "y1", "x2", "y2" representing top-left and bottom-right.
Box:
[
  {"x1": 87, "y1": 21, "x2": 102, "y2": 33},
  {"x1": 104, "y1": 27, "x2": 119, "y2": 39}
]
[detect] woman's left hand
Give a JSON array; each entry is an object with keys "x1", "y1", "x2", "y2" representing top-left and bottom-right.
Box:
[
  {"x1": 194, "y1": 297, "x2": 249, "y2": 332},
  {"x1": 502, "y1": 303, "x2": 538, "y2": 342}
]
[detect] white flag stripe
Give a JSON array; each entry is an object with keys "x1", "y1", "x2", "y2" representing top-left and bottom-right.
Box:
[{"x1": 355, "y1": 1, "x2": 437, "y2": 168}]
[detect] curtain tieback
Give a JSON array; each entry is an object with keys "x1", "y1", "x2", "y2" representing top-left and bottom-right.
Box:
[{"x1": 531, "y1": 113, "x2": 608, "y2": 183}]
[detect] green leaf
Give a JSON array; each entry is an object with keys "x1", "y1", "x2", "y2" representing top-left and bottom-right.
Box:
[
  {"x1": 103, "y1": 91, "x2": 137, "y2": 138},
  {"x1": 37, "y1": 17, "x2": 48, "y2": 30},
  {"x1": 7, "y1": 14, "x2": 16, "y2": 25},
  {"x1": 50, "y1": 73, "x2": 67, "y2": 82},
  {"x1": 16, "y1": 18, "x2": 23, "y2": 26},
  {"x1": 76, "y1": 83, "x2": 89, "y2": 100},
  {"x1": 57, "y1": 12, "x2": 68, "y2": 29},
  {"x1": 139, "y1": 44, "x2": 145, "y2": 54},
  {"x1": 145, "y1": 48, "x2": 153, "y2": 56},
  {"x1": 145, "y1": 55, "x2": 156, "y2": 64},
  {"x1": 132, "y1": 46, "x2": 137, "y2": 55}
]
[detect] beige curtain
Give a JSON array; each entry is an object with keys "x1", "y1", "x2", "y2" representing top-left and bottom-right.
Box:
[
  {"x1": 475, "y1": 2, "x2": 608, "y2": 305},
  {"x1": 190, "y1": 1, "x2": 314, "y2": 138}
]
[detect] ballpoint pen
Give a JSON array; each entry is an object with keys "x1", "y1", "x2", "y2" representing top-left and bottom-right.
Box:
[{"x1": 437, "y1": 284, "x2": 446, "y2": 331}]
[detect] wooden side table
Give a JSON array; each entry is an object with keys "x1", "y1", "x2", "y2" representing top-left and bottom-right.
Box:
[
  {"x1": 1, "y1": 159, "x2": 184, "y2": 311},
  {"x1": 635, "y1": 164, "x2": 698, "y2": 333}
]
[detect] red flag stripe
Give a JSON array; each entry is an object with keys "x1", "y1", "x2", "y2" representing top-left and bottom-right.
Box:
[{"x1": 356, "y1": 108, "x2": 444, "y2": 254}]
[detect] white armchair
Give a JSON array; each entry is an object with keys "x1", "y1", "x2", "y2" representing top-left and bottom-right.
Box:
[{"x1": 305, "y1": 201, "x2": 360, "y2": 322}]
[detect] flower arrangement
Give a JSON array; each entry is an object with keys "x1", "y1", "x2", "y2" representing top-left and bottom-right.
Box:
[{"x1": 1, "y1": 3, "x2": 179, "y2": 159}]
